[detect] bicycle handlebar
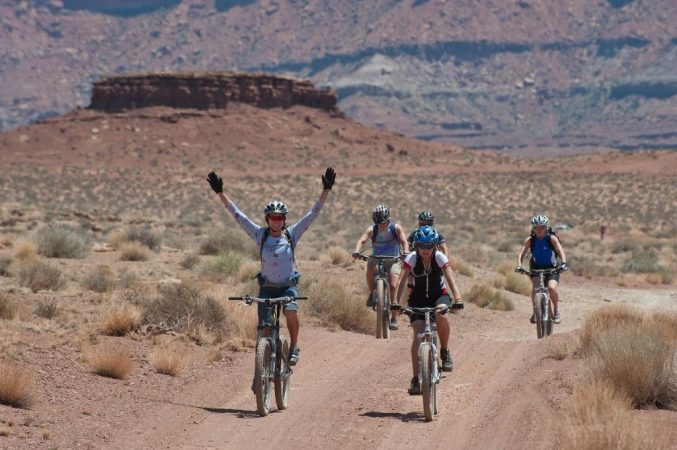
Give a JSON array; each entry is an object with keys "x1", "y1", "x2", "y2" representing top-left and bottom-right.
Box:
[
  {"x1": 518, "y1": 267, "x2": 562, "y2": 276},
  {"x1": 354, "y1": 252, "x2": 403, "y2": 263},
  {"x1": 228, "y1": 295, "x2": 308, "y2": 304},
  {"x1": 390, "y1": 304, "x2": 450, "y2": 315}
]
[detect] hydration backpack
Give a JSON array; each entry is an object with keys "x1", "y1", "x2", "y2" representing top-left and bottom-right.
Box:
[
  {"x1": 371, "y1": 222, "x2": 397, "y2": 244},
  {"x1": 259, "y1": 227, "x2": 295, "y2": 262}
]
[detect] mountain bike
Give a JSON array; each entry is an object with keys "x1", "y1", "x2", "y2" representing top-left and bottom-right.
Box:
[
  {"x1": 229, "y1": 294, "x2": 307, "y2": 417},
  {"x1": 391, "y1": 303, "x2": 450, "y2": 422},
  {"x1": 518, "y1": 268, "x2": 561, "y2": 339},
  {"x1": 355, "y1": 253, "x2": 402, "y2": 339}
]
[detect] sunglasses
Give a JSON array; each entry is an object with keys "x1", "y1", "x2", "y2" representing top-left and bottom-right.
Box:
[
  {"x1": 417, "y1": 243, "x2": 436, "y2": 250},
  {"x1": 268, "y1": 215, "x2": 285, "y2": 222},
  {"x1": 419, "y1": 221, "x2": 433, "y2": 226}
]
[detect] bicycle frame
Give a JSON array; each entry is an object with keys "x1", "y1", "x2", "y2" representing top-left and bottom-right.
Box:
[
  {"x1": 520, "y1": 268, "x2": 559, "y2": 339},
  {"x1": 228, "y1": 294, "x2": 307, "y2": 416},
  {"x1": 357, "y1": 253, "x2": 401, "y2": 339}
]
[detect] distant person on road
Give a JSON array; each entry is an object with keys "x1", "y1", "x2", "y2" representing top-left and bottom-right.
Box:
[
  {"x1": 207, "y1": 167, "x2": 336, "y2": 367},
  {"x1": 515, "y1": 215, "x2": 568, "y2": 324},
  {"x1": 395, "y1": 225, "x2": 462, "y2": 395},
  {"x1": 600, "y1": 224, "x2": 607, "y2": 240},
  {"x1": 352, "y1": 204, "x2": 408, "y2": 330}
]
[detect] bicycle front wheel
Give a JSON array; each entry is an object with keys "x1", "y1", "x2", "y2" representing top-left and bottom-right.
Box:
[
  {"x1": 534, "y1": 294, "x2": 545, "y2": 339},
  {"x1": 420, "y1": 343, "x2": 434, "y2": 422},
  {"x1": 382, "y1": 288, "x2": 390, "y2": 339},
  {"x1": 274, "y1": 336, "x2": 290, "y2": 410},
  {"x1": 375, "y1": 279, "x2": 385, "y2": 339},
  {"x1": 545, "y1": 297, "x2": 554, "y2": 337},
  {"x1": 254, "y1": 338, "x2": 272, "y2": 416}
]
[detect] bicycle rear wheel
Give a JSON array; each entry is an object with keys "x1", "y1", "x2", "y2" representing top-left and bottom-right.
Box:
[
  {"x1": 375, "y1": 279, "x2": 385, "y2": 339},
  {"x1": 420, "y1": 343, "x2": 434, "y2": 421},
  {"x1": 534, "y1": 294, "x2": 545, "y2": 339},
  {"x1": 274, "y1": 336, "x2": 290, "y2": 410},
  {"x1": 254, "y1": 338, "x2": 272, "y2": 416}
]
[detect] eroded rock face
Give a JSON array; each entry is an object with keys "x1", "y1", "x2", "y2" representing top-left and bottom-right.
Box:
[
  {"x1": 89, "y1": 73, "x2": 338, "y2": 112},
  {"x1": 63, "y1": 0, "x2": 181, "y2": 16}
]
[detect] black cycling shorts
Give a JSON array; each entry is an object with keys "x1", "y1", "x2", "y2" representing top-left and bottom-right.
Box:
[{"x1": 408, "y1": 294, "x2": 451, "y2": 323}]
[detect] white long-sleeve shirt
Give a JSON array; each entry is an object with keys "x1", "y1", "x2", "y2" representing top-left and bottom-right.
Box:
[{"x1": 226, "y1": 200, "x2": 323, "y2": 284}]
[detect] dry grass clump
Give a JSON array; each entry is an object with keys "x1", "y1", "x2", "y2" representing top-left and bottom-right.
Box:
[
  {"x1": 222, "y1": 299, "x2": 258, "y2": 349},
  {"x1": 88, "y1": 346, "x2": 133, "y2": 379},
  {"x1": 143, "y1": 282, "x2": 226, "y2": 338},
  {"x1": 503, "y1": 272, "x2": 532, "y2": 296},
  {"x1": 0, "y1": 234, "x2": 16, "y2": 248},
  {"x1": 119, "y1": 241, "x2": 151, "y2": 261},
  {"x1": 450, "y1": 256, "x2": 474, "y2": 277},
  {"x1": 179, "y1": 254, "x2": 200, "y2": 270},
  {"x1": 17, "y1": 259, "x2": 65, "y2": 292},
  {"x1": 198, "y1": 227, "x2": 255, "y2": 257},
  {"x1": 327, "y1": 246, "x2": 352, "y2": 266},
  {"x1": 35, "y1": 223, "x2": 90, "y2": 258},
  {"x1": 302, "y1": 275, "x2": 373, "y2": 334},
  {"x1": 456, "y1": 244, "x2": 488, "y2": 264},
  {"x1": 100, "y1": 301, "x2": 142, "y2": 336},
  {"x1": 110, "y1": 226, "x2": 161, "y2": 250},
  {"x1": 14, "y1": 241, "x2": 37, "y2": 262},
  {"x1": 579, "y1": 306, "x2": 677, "y2": 409},
  {"x1": 611, "y1": 239, "x2": 639, "y2": 254},
  {"x1": 198, "y1": 251, "x2": 245, "y2": 279},
  {"x1": 81, "y1": 265, "x2": 116, "y2": 293},
  {"x1": 546, "y1": 335, "x2": 576, "y2": 360},
  {"x1": 151, "y1": 345, "x2": 186, "y2": 376},
  {"x1": 565, "y1": 382, "x2": 669, "y2": 450},
  {"x1": 0, "y1": 255, "x2": 11, "y2": 277},
  {"x1": 236, "y1": 259, "x2": 260, "y2": 283},
  {"x1": 0, "y1": 293, "x2": 18, "y2": 320},
  {"x1": 34, "y1": 298, "x2": 59, "y2": 319},
  {"x1": 464, "y1": 284, "x2": 514, "y2": 311},
  {"x1": 621, "y1": 249, "x2": 661, "y2": 274},
  {"x1": 0, "y1": 362, "x2": 35, "y2": 408},
  {"x1": 569, "y1": 255, "x2": 610, "y2": 278}
]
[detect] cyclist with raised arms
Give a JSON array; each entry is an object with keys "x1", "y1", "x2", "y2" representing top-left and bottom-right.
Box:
[
  {"x1": 396, "y1": 225, "x2": 462, "y2": 395},
  {"x1": 352, "y1": 204, "x2": 408, "y2": 330},
  {"x1": 207, "y1": 167, "x2": 336, "y2": 366},
  {"x1": 515, "y1": 215, "x2": 568, "y2": 324}
]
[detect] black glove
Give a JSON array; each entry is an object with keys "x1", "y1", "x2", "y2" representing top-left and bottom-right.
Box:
[
  {"x1": 352, "y1": 252, "x2": 360, "y2": 259},
  {"x1": 560, "y1": 262, "x2": 568, "y2": 272},
  {"x1": 452, "y1": 299, "x2": 464, "y2": 310},
  {"x1": 207, "y1": 171, "x2": 223, "y2": 194},
  {"x1": 322, "y1": 167, "x2": 336, "y2": 191},
  {"x1": 515, "y1": 266, "x2": 523, "y2": 273}
]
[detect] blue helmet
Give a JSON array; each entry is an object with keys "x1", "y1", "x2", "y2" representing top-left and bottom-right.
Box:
[{"x1": 413, "y1": 225, "x2": 439, "y2": 245}]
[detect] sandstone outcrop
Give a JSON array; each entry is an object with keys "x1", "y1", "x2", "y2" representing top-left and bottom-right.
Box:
[{"x1": 89, "y1": 73, "x2": 338, "y2": 112}]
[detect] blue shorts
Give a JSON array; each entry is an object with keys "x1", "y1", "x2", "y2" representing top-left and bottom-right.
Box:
[{"x1": 256, "y1": 285, "x2": 299, "y2": 326}]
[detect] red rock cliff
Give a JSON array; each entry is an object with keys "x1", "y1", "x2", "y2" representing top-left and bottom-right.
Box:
[{"x1": 89, "y1": 73, "x2": 338, "y2": 112}]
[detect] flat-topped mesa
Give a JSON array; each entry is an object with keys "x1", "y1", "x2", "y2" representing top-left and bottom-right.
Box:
[{"x1": 89, "y1": 72, "x2": 338, "y2": 112}]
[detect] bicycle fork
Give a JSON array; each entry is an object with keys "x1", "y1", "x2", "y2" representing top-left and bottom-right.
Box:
[{"x1": 417, "y1": 335, "x2": 440, "y2": 385}]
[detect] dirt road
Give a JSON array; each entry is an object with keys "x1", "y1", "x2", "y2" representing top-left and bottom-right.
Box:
[{"x1": 106, "y1": 282, "x2": 676, "y2": 450}]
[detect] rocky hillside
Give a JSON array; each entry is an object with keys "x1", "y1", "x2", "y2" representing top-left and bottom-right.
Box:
[{"x1": 1, "y1": 0, "x2": 676, "y2": 152}]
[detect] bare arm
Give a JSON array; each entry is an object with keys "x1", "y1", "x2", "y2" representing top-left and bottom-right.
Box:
[
  {"x1": 395, "y1": 224, "x2": 409, "y2": 254},
  {"x1": 443, "y1": 265, "x2": 461, "y2": 302},
  {"x1": 354, "y1": 226, "x2": 373, "y2": 255},
  {"x1": 550, "y1": 235, "x2": 567, "y2": 263},
  {"x1": 396, "y1": 265, "x2": 411, "y2": 303},
  {"x1": 517, "y1": 237, "x2": 531, "y2": 267},
  {"x1": 438, "y1": 241, "x2": 449, "y2": 257}
]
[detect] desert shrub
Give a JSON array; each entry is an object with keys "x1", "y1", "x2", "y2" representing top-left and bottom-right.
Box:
[
  {"x1": 81, "y1": 265, "x2": 116, "y2": 293},
  {"x1": 236, "y1": 259, "x2": 260, "y2": 283},
  {"x1": 143, "y1": 282, "x2": 226, "y2": 335},
  {"x1": 0, "y1": 256, "x2": 11, "y2": 276},
  {"x1": 179, "y1": 254, "x2": 199, "y2": 270},
  {"x1": 611, "y1": 240, "x2": 639, "y2": 254},
  {"x1": 198, "y1": 228, "x2": 255, "y2": 257},
  {"x1": 327, "y1": 246, "x2": 352, "y2": 266},
  {"x1": 489, "y1": 275, "x2": 505, "y2": 289},
  {"x1": 17, "y1": 260, "x2": 65, "y2": 292},
  {"x1": 119, "y1": 242, "x2": 151, "y2": 261},
  {"x1": 579, "y1": 305, "x2": 643, "y2": 355},
  {"x1": 14, "y1": 241, "x2": 37, "y2": 262},
  {"x1": 35, "y1": 223, "x2": 90, "y2": 258},
  {"x1": 110, "y1": 226, "x2": 161, "y2": 250},
  {"x1": 302, "y1": 275, "x2": 372, "y2": 334},
  {"x1": 100, "y1": 301, "x2": 142, "y2": 336},
  {"x1": 547, "y1": 335, "x2": 575, "y2": 360},
  {"x1": 0, "y1": 293, "x2": 18, "y2": 320},
  {"x1": 463, "y1": 284, "x2": 514, "y2": 311},
  {"x1": 456, "y1": 244, "x2": 488, "y2": 264},
  {"x1": 34, "y1": 298, "x2": 58, "y2": 319},
  {"x1": 450, "y1": 256, "x2": 474, "y2": 277},
  {"x1": 198, "y1": 251, "x2": 244, "y2": 279},
  {"x1": 496, "y1": 240, "x2": 516, "y2": 252},
  {"x1": 580, "y1": 307, "x2": 677, "y2": 409},
  {"x1": 503, "y1": 272, "x2": 532, "y2": 296},
  {"x1": 0, "y1": 234, "x2": 16, "y2": 248},
  {"x1": 569, "y1": 255, "x2": 610, "y2": 278},
  {"x1": 0, "y1": 363, "x2": 35, "y2": 408},
  {"x1": 622, "y1": 249, "x2": 660, "y2": 274},
  {"x1": 151, "y1": 345, "x2": 186, "y2": 376},
  {"x1": 88, "y1": 346, "x2": 133, "y2": 379}
]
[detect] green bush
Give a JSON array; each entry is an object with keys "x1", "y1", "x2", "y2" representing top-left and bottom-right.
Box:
[
  {"x1": 199, "y1": 251, "x2": 245, "y2": 279},
  {"x1": 611, "y1": 240, "x2": 639, "y2": 254},
  {"x1": 622, "y1": 249, "x2": 660, "y2": 274},
  {"x1": 17, "y1": 260, "x2": 65, "y2": 292},
  {"x1": 199, "y1": 228, "x2": 256, "y2": 258},
  {"x1": 464, "y1": 284, "x2": 514, "y2": 311},
  {"x1": 81, "y1": 265, "x2": 116, "y2": 293},
  {"x1": 503, "y1": 272, "x2": 532, "y2": 296},
  {"x1": 0, "y1": 294, "x2": 18, "y2": 320},
  {"x1": 34, "y1": 298, "x2": 58, "y2": 319},
  {"x1": 112, "y1": 227, "x2": 161, "y2": 250},
  {"x1": 35, "y1": 223, "x2": 90, "y2": 258}
]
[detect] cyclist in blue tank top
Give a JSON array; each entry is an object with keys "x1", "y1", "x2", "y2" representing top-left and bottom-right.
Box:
[
  {"x1": 352, "y1": 204, "x2": 409, "y2": 330},
  {"x1": 515, "y1": 215, "x2": 568, "y2": 324}
]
